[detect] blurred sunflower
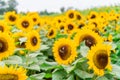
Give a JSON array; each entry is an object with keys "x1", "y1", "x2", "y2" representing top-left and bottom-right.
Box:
[
  {"x1": 0, "y1": 65, "x2": 27, "y2": 80},
  {"x1": 74, "y1": 28, "x2": 103, "y2": 47},
  {"x1": 13, "y1": 32, "x2": 26, "y2": 48},
  {"x1": 87, "y1": 44, "x2": 112, "y2": 76},
  {"x1": 4, "y1": 11, "x2": 18, "y2": 25},
  {"x1": 65, "y1": 10, "x2": 76, "y2": 20},
  {"x1": 0, "y1": 32, "x2": 15, "y2": 60},
  {"x1": 29, "y1": 13, "x2": 40, "y2": 25},
  {"x1": 0, "y1": 20, "x2": 10, "y2": 33},
  {"x1": 87, "y1": 11, "x2": 98, "y2": 20},
  {"x1": 47, "y1": 27, "x2": 57, "y2": 39},
  {"x1": 66, "y1": 21, "x2": 77, "y2": 34},
  {"x1": 17, "y1": 16, "x2": 33, "y2": 32},
  {"x1": 26, "y1": 30, "x2": 41, "y2": 51},
  {"x1": 52, "y1": 38, "x2": 77, "y2": 65},
  {"x1": 58, "y1": 22, "x2": 67, "y2": 34}
]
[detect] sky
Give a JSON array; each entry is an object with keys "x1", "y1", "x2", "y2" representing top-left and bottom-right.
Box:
[{"x1": 16, "y1": 0, "x2": 120, "y2": 13}]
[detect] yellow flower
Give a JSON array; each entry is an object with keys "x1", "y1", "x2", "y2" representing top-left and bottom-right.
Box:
[
  {"x1": 26, "y1": 30, "x2": 41, "y2": 51},
  {"x1": 16, "y1": 16, "x2": 33, "y2": 32},
  {"x1": 65, "y1": 10, "x2": 76, "y2": 20},
  {"x1": 0, "y1": 32, "x2": 15, "y2": 60},
  {"x1": 52, "y1": 38, "x2": 77, "y2": 65},
  {"x1": 13, "y1": 32, "x2": 26, "y2": 48},
  {"x1": 0, "y1": 65, "x2": 27, "y2": 80},
  {"x1": 87, "y1": 44, "x2": 112, "y2": 76},
  {"x1": 74, "y1": 28, "x2": 103, "y2": 47},
  {"x1": 47, "y1": 27, "x2": 57, "y2": 39},
  {"x1": 4, "y1": 11, "x2": 18, "y2": 25},
  {"x1": 0, "y1": 20, "x2": 10, "y2": 33}
]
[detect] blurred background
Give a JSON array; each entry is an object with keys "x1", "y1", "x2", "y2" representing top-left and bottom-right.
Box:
[{"x1": 0, "y1": 0, "x2": 120, "y2": 14}]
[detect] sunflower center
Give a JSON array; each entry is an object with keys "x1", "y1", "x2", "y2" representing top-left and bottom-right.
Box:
[
  {"x1": 93, "y1": 50, "x2": 108, "y2": 69},
  {"x1": 49, "y1": 30, "x2": 54, "y2": 36},
  {"x1": 93, "y1": 22, "x2": 97, "y2": 27},
  {"x1": 69, "y1": 13, "x2": 74, "y2": 18},
  {"x1": 9, "y1": 15, "x2": 16, "y2": 21},
  {"x1": 0, "y1": 74, "x2": 18, "y2": 80},
  {"x1": 82, "y1": 35, "x2": 96, "y2": 48},
  {"x1": 77, "y1": 15, "x2": 81, "y2": 20},
  {"x1": 78, "y1": 24, "x2": 84, "y2": 29},
  {"x1": 58, "y1": 45, "x2": 71, "y2": 60},
  {"x1": 68, "y1": 24, "x2": 73, "y2": 30},
  {"x1": 0, "y1": 39, "x2": 8, "y2": 53},
  {"x1": 22, "y1": 21, "x2": 29, "y2": 28},
  {"x1": 0, "y1": 26, "x2": 4, "y2": 32},
  {"x1": 31, "y1": 36, "x2": 38, "y2": 46},
  {"x1": 33, "y1": 18, "x2": 37, "y2": 22},
  {"x1": 60, "y1": 26, "x2": 64, "y2": 30},
  {"x1": 91, "y1": 15, "x2": 96, "y2": 19}
]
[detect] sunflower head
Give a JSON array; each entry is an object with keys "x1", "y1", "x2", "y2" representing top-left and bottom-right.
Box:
[
  {"x1": 65, "y1": 10, "x2": 76, "y2": 20},
  {"x1": 0, "y1": 20, "x2": 10, "y2": 33},
  {"x1": 52, "y1": 38, "x2": 77, "y2": 65},
  {"x1": 47, "y1": 27, "x2": 57, "y2": 39},
  {"x1": 74, "y1": 29, "x2": 103, "y2": 47},
  {"x1": 0, "y1": 32, "x2": 15, "y2": 60},
  {"x1": 4, "y1": 11, "x2": 18, "y2": 25},
  {"x1": 0, "y1": 65, "x2": 27, "y2": 80},
  {"x1": 17, "y1": 16, "x2": 33, "y2": 32},
  {"x1": 87, "y1": 44, "x2": 112, "y2": 76},
  {"x1": 26, "y1": 30, "x2": 41, "y2": 51}
]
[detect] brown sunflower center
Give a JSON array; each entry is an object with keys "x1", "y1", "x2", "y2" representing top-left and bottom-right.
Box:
[
  {"x1": 93, "y1": 50, "x2": 108, "y2": 69},
  {"x1": 77, "y1": 15, "x2": 81, "y2": 20},
  {"x1": 69, "y1": 13, "x2": 74, "y2": 18},
  {"x1": 9, "y1": 15, "x2": 16, "y2": 21},
  {"x1": 68, "y1": 24, "x2": 73, "y2": 30},
  {"x1": 82, "y1": 35, "x2": 96, "y2": 48},
  {"x1": 0, "y1": 39, "x2": 8, "y2": 53},
  {"x1": 31, "y1": 36, "x2": 38, "y2": 46},
  {"x1": 0, "y1": 26, "x2": 4, "y2": 32},
  {"x1": 93, "y1": 22, "x2": 97, "y2": 27},
  {"x1": 60, "y1": 26, "x2": 64, "y2": 30},
  {"x1": 0, "y1": 74, "x2": 18, "y2": 80},
  {"x1": 91, "y1": 14, "x2": 96, "y2": 19},
  {"x1": 33, "y1": 18, "x2": 37, "y2": 22},
  {"x1": 49, "y1": 30, "x2": 54, "y2": 36},
  {"x1": 22, "y1": 21, "x2": 29, "y2": 28},
  {"x1": 58, "y1": 45, "x2": 71, "y2": 60},
  {"x1": 78, "y1": 24, "x2": 84, "y2": 29}
]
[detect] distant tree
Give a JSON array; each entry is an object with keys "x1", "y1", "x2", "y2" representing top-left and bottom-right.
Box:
[
  {"x1": 0, "y1": 0, "x2": 18, "y2": 14},
  {"x1": 60, "y1": 7, "x2": 65, "y2": 13}
]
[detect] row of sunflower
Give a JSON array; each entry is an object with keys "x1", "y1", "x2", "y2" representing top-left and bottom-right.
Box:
[{"x1": 0, "y1": 9, "x2": 120, "y2": 80}]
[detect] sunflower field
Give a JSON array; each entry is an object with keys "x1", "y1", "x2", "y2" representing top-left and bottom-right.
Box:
[{"x1": 0, "y1": 6, "x2": 120, "y2": 80}]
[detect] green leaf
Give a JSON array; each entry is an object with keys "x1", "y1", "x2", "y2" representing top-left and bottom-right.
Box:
[
  {"x1": 79, "y1": 45, "x2": 89, "y2": 57},
  {"x1": 52, "y1": 69, "x2": 67, "y2": 80},
  {"x1": 3, "y1": 55, "x2": 22, "y2": 64},
  {"x1": 74, "y1": 69, "x2": 93, "y2": 79},
  {"x1": 111, "y1": 64, "x2": 120, "y2": 79},
  {"x1": 67, "y1": 75, "x2": 74, "y2": 80},
  {"x1": 40, "y1": 44, "x2": 49, "y2": 50},
  {"x1": 40, "y1": 62, "x2": 58, "y2": 70},
  {"x1": 26, "y1": 64, "x2": 40, "y2": 71},
  {"x1": 30, "y1": 73, "x2": 45, "y2": 80},
  {"x1": 97, "y1": 76, "x2": 108, "y2": 80}
]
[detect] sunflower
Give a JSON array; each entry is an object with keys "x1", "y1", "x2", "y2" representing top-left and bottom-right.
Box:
[
  {"x1": 4, "y1": 11, "x2": 18, "y2": 25},
  {"x1": 29, "y1": 13, "x2": 40, "y2": 25},
  {"x1": 65, "y1": 10, "x2": 76, "y2": 20},
  {"x1": 76, "y1": 20, "x2": 86, "y2": 29},
  {"x1": 16, "y1": 16, "x2": 33, "y2": 32},
  {"x1": 74, "y1": 28, "x2": 103, "y2": 48},
  {"x1": 47, "y1": 27, "x2": 57, "y2": 39},
  {"x1": 58, "y1": 22, "x2": 67, "y2": 34},
  {"x1": 0, "y1": 20, "x2": 10, "y2": 33},
  {"x1": 0, "y1": 32, "x2": 15, "y2": 60},
  {"x1": 0, "y1": 65, "x2": 27, "y2": 80},
  {"x1": 87, "y1": 11, "x2": 98, "y2": 20},
  {"x1": 12, "y1": 32, "x2": 26, "y2": 48},
  {"x1": 52, "y1": 38, "x2": 77, "y2": 65},
  {"x1": 26, "y1": 30, "x2": 41, "y2": 51},
  {"x1": 66, "y1": 21, "x2": 77, "y2": 34},
  {"x1": 75, "y1": 11, "x2": 83, "y2": 21},
  {"x1": 87, "y1": 44, "x2": 112, "y2": 76}
]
